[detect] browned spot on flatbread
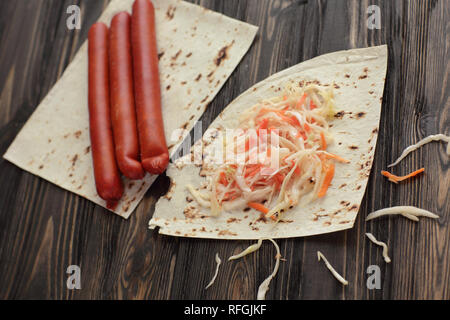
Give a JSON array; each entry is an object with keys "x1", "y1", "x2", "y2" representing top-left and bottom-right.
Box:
[
  {"x1": 171, "y1": 50, "x2": 182, "y2": 61},
  {"x1": 359, "y1": 72, "x2": 368, "y2": 80},
  {"x1": 183, "y1": 206, "x2": 198, "y2": 219},
  {"x1": 356, "y1": 112, "x2": 366, "y2": 118},
  {"x1": 334, "y1": 111, "x2": 345, "y2": 118},
  {"x1": 345, "y1": 74, "x2": 350, "y2": 78},
  {"x1": 48, "y1": 139, "x2": 52, "y2": 143},
  {"x1": 186, "y1": 52, "x2": 192, "y2": 58},
  {"x1": 348, "y1": 204, "x2": 359, "y2": 211},
  {"x1": 255, "y1": 213, "x2": 268, "y2": 223},
  {"x1": 339, "y1": 220, "x2": 351, "y2": 224},
  {"x1": 181, "y1": 81, "x2": 187, "y2": 85},
  {"x1": 74, "y1": 130, "x2": 82, "y2": 139},
  {"x1": 218, "y1": 230, "x2": 237, "y2": 236},
  {"x1": 215, "y1": 40, "x2": 234, "y2": 67},
  {"x1": 166, "y1": 85, "x2": 171, "y2": 91},
  {"x1": 38, "y1": 165, "x2": 44, "y2": 170},
  {"x1": 158, "y1": 52, "x2": 165, "y2": 60},
  {"x1": 195, "y1": 74, "x2": 202, "y2": 81},
  {"x1": 227, "y1": 218, "x2": 240, "y2": 223},
  {"x1": 356, "y1": 185, "x2": 362, "y2": 190},
  {"x1": 84, "y1": 146, "x2": 90, "y2": 154},
  {"x1": 333, "y1": 83, "x2": 340, "y2": 89},
  {"x1": 349, "y1": 145, "x2": 358, "y2": 150},
  {"x1": 339, "y1": 183, "x2": 347, "y2": 189},
  {"x1": 200, "y1": 95, "x2": 209, "y2": 103},
  {"x1": 164, "y1": 180, "x2": 176, "y2": 200},
  {"x1": 63, "y1": 133, "x2": 70, "y2": 139},
  {"x1": 166, "y1": 5, "x2": 176, "y2": 20},
  {"x1": 71, "y1": 154, "x2": 78, "y2": 167},
  {"x1": 137, "y1": 181, "x2": 146, "y2": 193}
]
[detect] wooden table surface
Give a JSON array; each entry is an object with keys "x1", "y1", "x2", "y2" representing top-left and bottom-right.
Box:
[{"x1": 0, "y1": 0, "x2": 448, "y2": 300}]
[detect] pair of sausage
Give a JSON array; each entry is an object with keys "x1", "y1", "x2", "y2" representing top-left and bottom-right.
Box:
[{"x1": 88, "y1": 0, "x2": 169, "y2": 205}]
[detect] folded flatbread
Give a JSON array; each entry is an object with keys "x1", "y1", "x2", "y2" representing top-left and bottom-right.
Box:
[
  {"x1": 3, "y1": 0, "x2": 258, "y2": 218},
  {"x1": 149, "y1": 45, "x2": 388, "y2": 239}
]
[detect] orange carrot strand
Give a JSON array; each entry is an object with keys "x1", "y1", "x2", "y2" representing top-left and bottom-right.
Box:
[
  {"x1": 381, "y1": 168, "x2": 425, "y2": 183},
  {"x1": 320, "y1": 132, "x2": 327, "y2": 150},
  {"x1": 247, "y1": 202, "x2": 270, "y2": 214},
  {"x1": 318, "y1": 162, "x2": 335, "y2": 198}
]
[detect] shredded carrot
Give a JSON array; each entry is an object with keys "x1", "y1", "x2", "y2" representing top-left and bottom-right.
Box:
[
  {"x1": 318, "y1": 162, "x2": 335, "y2": 198},
  {"x1": 248, "y1": 202, "x2": 270, "y2": 214},
  {"x1": 381, "y1": 168, "x2": 425, "y2": 184},
  {"x1": 289, "y1": 115, "x2": 301, "y2": 126},
  {"x1": 310, "y1": 100, "x2": 318, "y2": 110},
  {"x1": 245, "y1": 164, "x2": 262, "y2": 178},
  {"x1": 303, "y1": 122, "x2": 311, "y2": 133},
  {"x1": 223, "y1": 191, "x2": 238, "y2": 201},
  {"x1": 320, "y1": 132, "x2": 327, "y2": 150},
  {"x1": 219, "y1": 171, "x2": 228, "y2": 185},
  {"x1": 296, "y1": 130, "x2": 307, "y2": 140},
  {"x1": 258, "y1": 108, "x2": 298, "y2": 126},
  {"x1": 290, "y1": 160, "x2": 301, "y2": 175},
  {"x1": 296, "y1": 93, "x2": 307, "y2": 108},
  {"x1": 321, "y1": 152, "x2": 350, "y2": 163},
  {"x1": 274, "y1": 172, "x2": 285, "y2": 185},
  {"x1": 257, "y1": 118, "x2": 269, "y2": 133}
]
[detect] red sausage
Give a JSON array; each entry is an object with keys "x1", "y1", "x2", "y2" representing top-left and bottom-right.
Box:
[
  {"x1": 109, "y1": 12, "x2": 145, "y2": 180},
  {"x1": 88, "y1": 22, "x2": 124, "y2": 205},
  {"x1": 131, "y1": 0, "x2": 169, "y2": 175}
]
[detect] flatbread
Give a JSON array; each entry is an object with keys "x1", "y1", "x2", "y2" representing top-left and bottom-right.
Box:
[
  {"x1": 149, "y1": 45, "x2": 388, "y2": 239},
  {"x1": 3, "y1": 0, "x2": 258, "y2": 218}
]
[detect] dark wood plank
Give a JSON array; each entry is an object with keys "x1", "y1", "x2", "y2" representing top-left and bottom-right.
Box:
[{"x1": 0, "y1": 0, "x2": 448, "y2": 300}]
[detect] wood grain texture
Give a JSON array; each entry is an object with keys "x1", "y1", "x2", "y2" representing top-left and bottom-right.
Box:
[{"x1": 0, "y1": 0, "x2": 448, "y2": 300}]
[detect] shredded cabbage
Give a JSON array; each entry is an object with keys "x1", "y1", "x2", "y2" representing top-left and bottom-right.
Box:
[
  {"x1": 317, "y1": 251, "x2": 348, "y2": 285},
  {"x1": 205, "y1": 253, "x2": 222, "y2": 289},
  {"x1": 189, "y1": 85, "x2": 348, "y2": 221},
  {"x1": 365, "y1": 206, "x2": 439, "y2": 221},
  {"x1": 365, "y1": 233, "x2": 391, "y2": 263}
]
